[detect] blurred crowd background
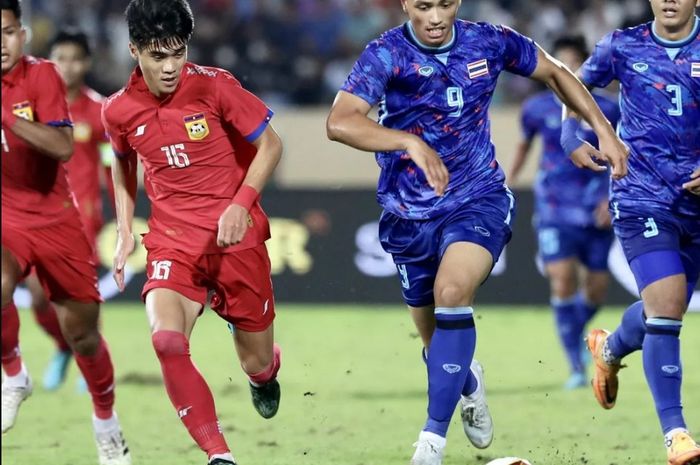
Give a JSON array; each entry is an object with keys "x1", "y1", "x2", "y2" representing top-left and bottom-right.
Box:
[{"x1": 25, "y1": 0, "x2": 653, "y2": 105}]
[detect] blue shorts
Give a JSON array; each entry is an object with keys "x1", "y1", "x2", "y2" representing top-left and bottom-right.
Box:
[
  {"x1": 379, "y1": 189, "x2": 516, "y2": 307},
  {"x1": 536, "y1": 223, "x2": 613, "y2": 271},
  {"x1": 612, "y1": 204, "x2": 700, "y2": 291}
]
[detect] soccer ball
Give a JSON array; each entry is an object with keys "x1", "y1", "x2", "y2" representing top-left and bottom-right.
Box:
[{"x1": 485, "y1": 458, "x2": 532, "y2": 465}]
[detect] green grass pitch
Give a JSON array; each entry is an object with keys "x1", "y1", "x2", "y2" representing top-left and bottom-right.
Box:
[{"x1": 2, "y1": 304, "x2": 699, "y2": 465}]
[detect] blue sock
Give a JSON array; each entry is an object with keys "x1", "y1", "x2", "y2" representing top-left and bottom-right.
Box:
[
  {"x1": 553, "y1": 296, "x2": 584, "y2": 374},
  {"x1": 575, "y1": 292, "x2": 599, "y2": 328},
  {"x1": 422, "y1": 347, "x2": 478, "y2": 397},
  {"x1": 643, "y1": 317, "x2": 686, "y2": 434},
  {"x1": 424, "y1": 307, "x2": 476, "y2": 438},
  {"x1": 607, "y1": 301, "x2": 646, "y2": 360}
]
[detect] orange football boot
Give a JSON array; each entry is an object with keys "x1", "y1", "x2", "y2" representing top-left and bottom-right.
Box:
[{"x1": 585, "y1": 329, "x2": 621, "y2": 409}]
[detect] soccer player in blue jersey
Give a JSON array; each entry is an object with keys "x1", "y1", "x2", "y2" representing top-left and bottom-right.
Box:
[
  {"x1": 326, "y1": 1, "x2": 628, "y2": 464},
  {"x1": 509, "y1": 35, "x2": 621, "y2": 391},
  {"x1": 563, "y1": 1, "x2": 700, "y2": 463}
]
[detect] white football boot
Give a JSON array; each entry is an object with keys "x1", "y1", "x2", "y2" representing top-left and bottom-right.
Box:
[
  {"x1": 460, "y1": 359, "x2": 494, "y2": 449},
  {"x1": 1, "y1": 371, "x2": 33, "y2": 433},
  {"x1": 93, "y1": 414, "x2": 132, "y2": 465},
  {"x1": 411, "y1": 430, "x2": 446, "y2": 465}
]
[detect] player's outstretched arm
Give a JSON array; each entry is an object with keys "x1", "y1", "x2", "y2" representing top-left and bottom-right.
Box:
[
  {"x1": 217, "y1": 125, "x2": 283, "y2": 248},
  {"x1": 326, "y1": 91, "x2": 448, "y2": 196},
  {"x1": 529, "y1": 47, "x2": 628, "y2": 180},
  {"x1": 111, "y1": 150, "x2": 138, "y2": 291},
  {"x1": 1, "y1": 104, "x2": 73, "y2": 161}
]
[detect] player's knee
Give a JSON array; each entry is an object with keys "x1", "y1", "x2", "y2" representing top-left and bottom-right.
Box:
[
  {"x1": 67, "y1": 329, "x2": 101, "y2": 356},
  {"x1": 151, "y1": 330, "x2": 189, "y2": 358},
  {"x1": 434, "y1": 282, "x2": 472, "y2": 307}
]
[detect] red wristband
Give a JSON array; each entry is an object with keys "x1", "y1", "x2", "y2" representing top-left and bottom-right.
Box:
[{"x1": 232, "y1": 184, "x2": 259, "y2": 211}]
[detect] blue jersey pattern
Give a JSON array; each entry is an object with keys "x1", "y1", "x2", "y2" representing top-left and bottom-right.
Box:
[
  {"x1": 342, "y1": 20, "x2": 539, "y2": 220},
  {"x1": 521, "y1": 91, "x2": 620, "y2": 226},
  {"x1": 580, "y1": 18, "x2": 700, "y2": 218}
]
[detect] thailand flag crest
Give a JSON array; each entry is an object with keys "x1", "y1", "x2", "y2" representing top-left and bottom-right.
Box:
[
  {"x1": 467, "y1": 59, "x2": 489, "y2": 79},
  {"x1": 691, "y1": 62, "x2": 700, "y2": 78}
]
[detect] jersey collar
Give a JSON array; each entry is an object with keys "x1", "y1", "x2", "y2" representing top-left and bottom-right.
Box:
[
  {"x1": 650, "y1": 15, "x2": 699, "y2": 48},
  {"x1": 1, "y1": 55, "x2": 28, "y2": 86},
  {"x1": 403, "y1": 21, "x2": 457, "y2": 55}
]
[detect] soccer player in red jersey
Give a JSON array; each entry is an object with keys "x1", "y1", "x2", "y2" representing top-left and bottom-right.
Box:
[
  {"x1": 1, "y1": 1, "x2": 131, "y2": 463},
  {"x1": 104, "y1": 1, "x2": 283, "y2": 464},
  {"x1": 23, "y1": 29, "x2": 115, "y2": 392}
]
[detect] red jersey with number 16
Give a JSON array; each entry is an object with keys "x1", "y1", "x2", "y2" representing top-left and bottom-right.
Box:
[
  {"x1": 102, "y1": 63, "x2": 274, "y2": 255},
  {"x1": 2, "y1": 56, "x2": 76, "y2": 229}
]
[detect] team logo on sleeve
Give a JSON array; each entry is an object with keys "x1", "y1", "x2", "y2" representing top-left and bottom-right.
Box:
[
  {"x1": 183, "y1": 113, "x2": 210, "y2": 140},
  {"x1": 692, "y1": 63, "x2": 700, "y2": 78},
  {"x1": 12, "y1": 101, "x2": 34, "y2": 122},
  {"x1": 467, "y1": 59, "x2": 489, "y2": 79}
]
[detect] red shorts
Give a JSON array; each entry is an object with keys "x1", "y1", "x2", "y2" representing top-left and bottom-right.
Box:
[
  {"x1": 142, "y1": 244, "x2": 275, "y2": 332},
  {"x1": 2, "y1": 217, "x2": 101, "y2": 303}
]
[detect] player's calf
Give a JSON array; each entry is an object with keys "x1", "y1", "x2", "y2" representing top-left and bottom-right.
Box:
[{"x1": 247, "y1": 343, "x2": 281, "y2": 419}]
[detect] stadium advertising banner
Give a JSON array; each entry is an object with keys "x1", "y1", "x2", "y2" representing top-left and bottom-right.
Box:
[{"x1": 13, "y1": 189, "x2": 699, "y2": 309}]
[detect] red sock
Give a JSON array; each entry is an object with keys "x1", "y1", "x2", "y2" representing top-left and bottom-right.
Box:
[
  {"x1": 74, "y1": 336, "x2": 115, "y2": 419},
  {"x1": 152, "y1": 330, "x2": 229, "y2": 456},
  {"x1": 1, "y1": 302, "x2": 23, "y2": 376},
  {"x1": 32, "y1": 301, "x2": 71, "y2": 352},
  {"x1": 248, "y1": 343, "x2": 281, "y2": 385}
]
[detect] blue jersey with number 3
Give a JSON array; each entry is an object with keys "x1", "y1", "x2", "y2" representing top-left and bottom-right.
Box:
[
  {"x1": 342, "y1": 20, "x2": 538, "y2": 220},
  {"x1": 580, "y1": 18, "x2": 700, "y2": 217}
]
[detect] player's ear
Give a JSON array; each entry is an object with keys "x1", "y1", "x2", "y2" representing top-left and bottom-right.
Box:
[
  {"x1": 401, "y1": 0, "x2": 407, "y2": 13},
  {"x1": 128, "y1": 42, "x2": 138, "y2": 61}
]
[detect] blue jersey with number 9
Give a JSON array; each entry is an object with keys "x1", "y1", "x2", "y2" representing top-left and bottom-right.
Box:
[
  {"x1": 580, "y1": 18, "x2": 700, "y2": 217},
  {"x1": 341, "y1": 20, "x2": 538, "y2": 220}
]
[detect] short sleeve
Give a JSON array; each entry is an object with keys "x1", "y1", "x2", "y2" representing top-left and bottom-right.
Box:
[
  {"x1": 340, "y1": 39, "x2": 393, "y2": 106},
  {"x1": 101, "y1": 101, "x2": 132, "y2": 158},
  {"x1": 520, "y1": 98, "x2": 539, "y2": 141},
  {"x1": 580, "y1": 32, "x2": 616, "y2": 88},
  {"x1": 32, "y1": 62, "x2": 71, "y2": 127},
  {"x1": 496, "y1": 25, "x2": 539, "y2": 77},
  {"x1": 216, "y1": 72, "x2": 273, "y2": 143}
]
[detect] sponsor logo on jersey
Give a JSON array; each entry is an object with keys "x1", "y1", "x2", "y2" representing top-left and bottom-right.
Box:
[
  {"x1": 418, "y1": 65, "x2": 434, "y2": 77},
  {"x1": 691, "y1": 62, "x2": 700, "y2": 78},
  {"x1": 74, "y1": 122, "x2": 92, "y2": 142},
  {"x1": 12, "y1": 101, "x2": 34, "y2": 121},
  {"x1": 467, "y1": 59, "x2": 489, "y2": 79},
  {"x1": 184, "y1": 113, "x2": 210, "y2": 140},
  {"x1": 632, "y1": 62, "x2": 649, "y2": 73},
  {"x1": 135, "y1": 124, "x2": 147, "y2": 136}
]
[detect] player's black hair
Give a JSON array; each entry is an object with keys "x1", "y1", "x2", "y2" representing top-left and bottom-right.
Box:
[
  {"x1": 125, "y1": 0, "x2": 194, "y2": 51},
  {"x1": 49, "y1": 29, "x2": 91, "y2": 57},
  {"x1": 0, "y1": 0, "x2": 21, "y2": 20},
  {"x1": 552, "y1": 35, "x2": 589, "y2": 62}
]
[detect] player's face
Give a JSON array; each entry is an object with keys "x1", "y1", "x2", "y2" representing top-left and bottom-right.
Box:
[
  {"x1": 402, "y1": 0, "x2": 461, "y2": 47},
  {"x1": 649, "y1": 0, "x2": 700, "y2": 31},
  {"x1": 50, "y1": 43, "x2": 90, "y2": 90},
  {"x1": 1, "y1": 10, "x2": 26, "y2": 75},
  {"x1": 130, "y1": 41, "x2": 187, "y2": 98},
  {"x1": 555, "y1": 48, "x2": 584, "y2": 73}
]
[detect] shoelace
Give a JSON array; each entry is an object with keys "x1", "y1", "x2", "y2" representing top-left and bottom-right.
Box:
[
  {"x1": 463, "y1": 401, "x2": 486, "y2": 428},
  {"x1": 96, "y1": 432, "x2": 126, "y2": 459}
]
